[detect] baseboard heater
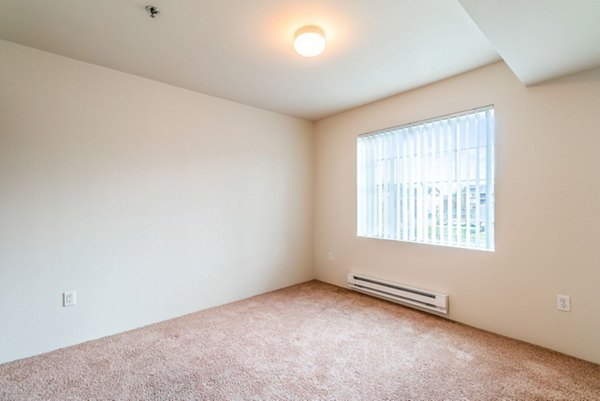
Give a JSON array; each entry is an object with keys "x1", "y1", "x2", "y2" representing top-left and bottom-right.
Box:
[{"x1": 347, "y1": 273, "x2": 449, "y2": 315}]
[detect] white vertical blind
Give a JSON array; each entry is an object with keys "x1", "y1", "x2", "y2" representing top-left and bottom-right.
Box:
[{"x1": 357, "y1": 106, "x2": 495, "y2": 251}]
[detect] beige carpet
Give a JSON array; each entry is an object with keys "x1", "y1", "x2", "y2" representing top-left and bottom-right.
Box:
[{"x1": 1, "y1": 281, "x2": 598, "y2": 401}]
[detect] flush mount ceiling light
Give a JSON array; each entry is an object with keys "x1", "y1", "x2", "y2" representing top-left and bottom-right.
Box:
[{"x1": 294, "y1": 25, "x2": 326, "y2": 57}]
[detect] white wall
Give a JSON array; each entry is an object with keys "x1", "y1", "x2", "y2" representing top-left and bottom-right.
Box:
[
  {"x1": 314, "y1": 62, "x2": 600, "y2": 364},
  {"x1": 0, "y1": 40, "x2": 314, "y2": 364}
]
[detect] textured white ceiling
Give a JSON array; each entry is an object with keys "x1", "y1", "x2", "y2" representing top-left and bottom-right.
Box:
[{"x1": 0, "y1": 1, "x2": 598, "y2": 120}]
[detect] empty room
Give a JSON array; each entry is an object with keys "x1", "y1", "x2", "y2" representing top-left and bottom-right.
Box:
[{"x1": 1, "y1": 0, "x2": 599, "y2": 400}]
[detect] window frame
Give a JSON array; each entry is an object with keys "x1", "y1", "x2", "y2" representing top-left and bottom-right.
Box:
[{"x1": 356, "y1": 105, "x2": 495, "y2": 251}]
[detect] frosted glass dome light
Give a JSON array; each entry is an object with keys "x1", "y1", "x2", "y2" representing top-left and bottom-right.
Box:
[{"x1": 294, "y1": 26, "x2": 326, "y2": 57}]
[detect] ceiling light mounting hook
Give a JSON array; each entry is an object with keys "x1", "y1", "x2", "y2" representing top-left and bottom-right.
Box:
[{"x1": 145, "y1": 6, "x2": 160, "y2": 18}]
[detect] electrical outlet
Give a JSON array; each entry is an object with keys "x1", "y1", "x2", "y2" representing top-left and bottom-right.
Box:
[
  {"x1": 328, "y1": 251, "x2": 335, "y2": 262},
  {"x1": 63, "y1": 290, "x2": 76, "y2": 307},
  {"x1": 557, "y1": 294, "x2": 570, "y2": 312}
]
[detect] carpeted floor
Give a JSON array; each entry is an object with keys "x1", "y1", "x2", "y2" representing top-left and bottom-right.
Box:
[{"x1": 1, "y1": 281, "x2": 599, "y2": 401}]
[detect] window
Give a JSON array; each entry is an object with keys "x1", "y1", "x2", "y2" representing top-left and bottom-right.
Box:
[{"x1": 357, "y1": 106, "x2": 495, "y2": 251}]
